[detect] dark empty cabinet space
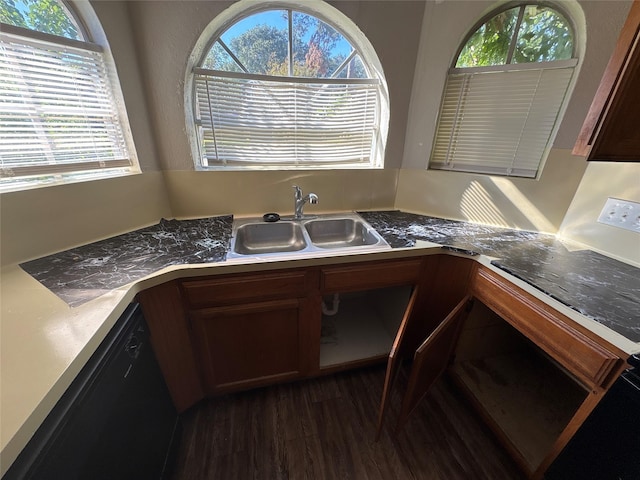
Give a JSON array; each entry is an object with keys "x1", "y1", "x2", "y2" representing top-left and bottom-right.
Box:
[
  {"x1": 449, "y1": 301, "x2": 588, "y2": 477},
  {"x1": 319, "y1": 285, "x2": 412, "y2": 368}
]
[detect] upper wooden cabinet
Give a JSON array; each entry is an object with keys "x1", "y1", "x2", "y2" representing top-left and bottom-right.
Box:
[{"x1": 573, "y1": 0, "x2": 640, "y2": 161}]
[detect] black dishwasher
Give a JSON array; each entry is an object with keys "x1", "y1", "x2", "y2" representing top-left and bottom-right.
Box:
[
  {"x1": 545, "y1": 355, "x2": 640, "y2": 480},
  {"x1": 4, "y1": 303, "x2": 180, "y2": 480}
]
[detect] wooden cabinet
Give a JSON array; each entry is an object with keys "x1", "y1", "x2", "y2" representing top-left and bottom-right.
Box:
[
  {"x1": 137, "y1": 257, "x2": 430, "y2": 405},
  {"x1": 470, "y1": 266, "x2": 621, "y2": 388},
  {"x1": 138, "y1": 254, "x2": 627, "y2": 480},
  {"x1": 449, "y1": 266, "x2": 627, "y2": 479},
  {"x1": 395, "y1": 295, "x2": 472, "y2": 432},
  {"x1": 376, "y1": 264, "x2": 627, "y2": 479},
  {"x1": 573, "y1": 0, "x2": 640, "y2": 161},
  {"x1": 376, "y1": 255, "x2": 475, "y2": 436},
  {"x1": 183, "y1": 269, "x2": 319, "y2": 395},
  {"x1": 137, "y1": 281, "x2": 204, "y2": 412},
  {"x1": 317, "y1": 257, "x2": 426, "y2": 372}
]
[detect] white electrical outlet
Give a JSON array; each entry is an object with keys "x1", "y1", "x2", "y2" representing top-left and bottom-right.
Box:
[{"x1": 597, "y1": 197, "x2": 640, "y2": 233}]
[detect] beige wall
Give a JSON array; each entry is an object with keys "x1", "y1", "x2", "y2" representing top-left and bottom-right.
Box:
[
  {"x1": 164, "y1": 169, "x2": 398, "y2": 219},
  {"x1": 398, "y1": 0, "x2": 632, "y2": 234},
  {"x1": 126, "y1": 0, "x2": 424, "y2": 171},
  {"x1": 395, "y1": 149, "x2": 587, "y2": 233},
  {"x1": 91, "y1": 1, "x2": 162, "y2": 172},
  {"x1": 3, "y1": 1, "x2": 639, "y2": 267},
  {"x1": 0, "y1": 172, "x2": 172, "y2": 266},
  {"x1": 559, "y1": 163, "x2": 640, "y2": 266},
  {"x1": 1, "y1": 2, "x2": 171, "y2": 267}
]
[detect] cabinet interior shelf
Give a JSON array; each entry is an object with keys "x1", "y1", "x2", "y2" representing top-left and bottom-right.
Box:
[
  {"x1": 450, "y1": 348, "x2": 588, "y2": 474},
  {"x1": 320, "y1": 287, "x2": 411, "y2": 368}
]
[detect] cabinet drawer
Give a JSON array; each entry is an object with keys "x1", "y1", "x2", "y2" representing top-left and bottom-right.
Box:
[
  {"x1": 182, "y1": 270, "x2": 309, "y2": 307},
  {"x1": 321, "y1": 258, "x2": 423, "y2": 293},
  {"x1": 471, "y1": 267, "x2": 621, "y2": 389}
]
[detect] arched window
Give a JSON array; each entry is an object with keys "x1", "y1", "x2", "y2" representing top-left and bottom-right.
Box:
[
  {"x1": 430, "y1": 3, "x2": 577, "y2": 178},
  {"x1": 188, "y1": 1, "x2": 388, "y2": 170},
  {"x1": 0, "y1": 0, "x2": 136, "y2": 191}
]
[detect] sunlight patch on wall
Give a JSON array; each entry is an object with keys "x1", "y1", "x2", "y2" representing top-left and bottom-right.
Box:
[
  {"x1": 460, "y1": 181, "x2": 509, "y2": 227},
  {"x1": 489, "y1": 177, "x2": 556, "y2": 233}
]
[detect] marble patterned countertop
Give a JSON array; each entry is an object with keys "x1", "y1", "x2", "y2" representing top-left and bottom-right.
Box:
[
  {"x1": 19, "y1": 210, "x2": 640, "y2": 343},
  {"x1": 4, "y1": 209, "x2": 639, "y2": 476},
  {"x1": 359, "y1": 211, "x2": 640, "y2": 343},
  {"x1": 20, "y1": 216, "x2": 233, "y2": 307}
]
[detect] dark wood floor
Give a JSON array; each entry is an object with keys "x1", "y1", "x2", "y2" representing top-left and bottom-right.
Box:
[{"x1": 169, "y1": 365, "x2": 523, "y2": 480}]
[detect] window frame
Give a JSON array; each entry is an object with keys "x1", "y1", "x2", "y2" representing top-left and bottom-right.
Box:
[
  {"x1": 185, "y1": 0, "x2": 389, "y2": 171},
  {"x1": 428, "y1": 1, "x2": 580, "y2": 180},
  {"x1": 0, "y1": 0, "x2": 139, "y2": 192}
]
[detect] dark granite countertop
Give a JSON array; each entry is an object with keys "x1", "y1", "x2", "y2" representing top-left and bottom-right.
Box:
[
  {"x1": 19, "y1": 210, "x2": 640, "y2": 344},
  {"x1": 359, "y1": 211, "x2": 640, "y2": 343},
  {"x1": 20, "y1": 216, "x2": 232, "y2": 307}
]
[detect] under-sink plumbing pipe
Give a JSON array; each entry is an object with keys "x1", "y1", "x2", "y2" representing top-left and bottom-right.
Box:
[{"x1": 322, "y1": 293, "x2": 340, "y2": 316}]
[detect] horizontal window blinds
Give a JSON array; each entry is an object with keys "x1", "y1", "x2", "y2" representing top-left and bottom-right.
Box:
[
  {"x1": 430, "y1": 62, "x2": 576, "y2": 178},
  {"x1": 0, "y1": 31, "x2": 130, "y2": 178},
  {"x1": 194, "y1": 70, "x2": 380, "y2": 167}
]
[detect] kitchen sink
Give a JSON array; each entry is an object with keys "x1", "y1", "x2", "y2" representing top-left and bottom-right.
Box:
[
  {"x1": 232, "y1": 222, "x2": 307, "y2": 255},
  {"x1": 304, "y1": 218, "x2": 380, "y2": 249},
  {"x1": 228, "y1": 213, "x2": 390, "y2": 259}
]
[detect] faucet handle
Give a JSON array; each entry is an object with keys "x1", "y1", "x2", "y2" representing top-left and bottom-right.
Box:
[{"x1": 292, "y1": 185, "x2": 302, "y2": 197}]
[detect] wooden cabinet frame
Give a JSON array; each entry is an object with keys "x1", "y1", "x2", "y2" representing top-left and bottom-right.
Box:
[
  {"x1": 452, "y1": 265, "x2": 627, "y2": 479},
  {"x1": 137, "y1": 256, "x2": 628, "y2": 480},
  {"x1": 574, "y1": 0, "x2": 640, "y2": 161}
]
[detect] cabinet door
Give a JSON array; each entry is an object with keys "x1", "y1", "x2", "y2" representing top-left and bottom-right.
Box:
[
  {"x1": 573, "y1": 0, "x2": 640, "y2": 161},
  {"x1": 376, "y1": 255, "x2": 474, "y2": 437},
  {"x1": 376, "y1": 286, "x2": 419, "y2": 439},
  {"x1": 190, "y1": 298, "x2": 309, "y2": 394},
  {"x1": 395, "y1": 296, "x2": 473, "y2": 433}
]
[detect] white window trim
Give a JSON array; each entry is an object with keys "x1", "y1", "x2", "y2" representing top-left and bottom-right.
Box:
[
  {"x1": 0, "y1": 1, "x2": 139, "y2": 192},
  {"x1": 184, "y1": 0, "x2": 389, "y2": 171}
]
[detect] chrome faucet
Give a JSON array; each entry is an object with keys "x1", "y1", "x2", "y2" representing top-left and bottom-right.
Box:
[{"x1": 293, "y1": 185, "x2": 318, "y2": 219}]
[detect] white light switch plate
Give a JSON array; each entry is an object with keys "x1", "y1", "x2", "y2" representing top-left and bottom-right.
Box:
[{"x1": 597, "y1": 197, "x2": 640, "y2": 233}]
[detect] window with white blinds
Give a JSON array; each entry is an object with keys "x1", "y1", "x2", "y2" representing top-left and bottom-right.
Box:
[
  {"x1": 431, "y1": 61, "x2": 576, "y2": 178},
  {"x1": 189, "y1": 5, "x2": 387, "y2": 170},
  {"x1": 0, "y1": 28, "x2": 131, "y2": 185},
  {"x1": 430, "y1": 3, "x2": 577, "y2": 179},
  {"x1": 194, "y1": 70, "x2": 380, "y2": 167}
]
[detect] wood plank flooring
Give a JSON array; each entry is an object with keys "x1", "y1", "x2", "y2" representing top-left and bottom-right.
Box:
[{"x1": 169, "y1": 365, "x2": 523, "y2": 480}]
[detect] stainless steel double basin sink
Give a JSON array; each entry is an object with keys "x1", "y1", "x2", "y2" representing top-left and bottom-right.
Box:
[{"x1": 228, "y1": 212, "x2": 390, "y2": 259}]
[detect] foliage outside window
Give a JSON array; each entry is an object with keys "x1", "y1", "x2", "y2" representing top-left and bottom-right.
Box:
[
  {"x1": 192, "y1": 6, "x2": 386, "y2": 169},
  {"x1": 430, "y1": 3, "x2": 577, "y2": 178},
  {"x1": 0, "y1": 0, "x2": 135, "y2": 192}
]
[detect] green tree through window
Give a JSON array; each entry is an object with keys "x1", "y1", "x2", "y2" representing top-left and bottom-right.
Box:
[
  {"x1": 0, "y1": 0, "x2": 82, "y2": 40},
  {"x1": 202, "y1": 9, "x2": 367, "y2": 79},
  {"x1": 1, "y1": 0, "x2": 135, "y2": 191},
  {"x1": 456, "y1": 4, "x2": 573, "y2": 68}
]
